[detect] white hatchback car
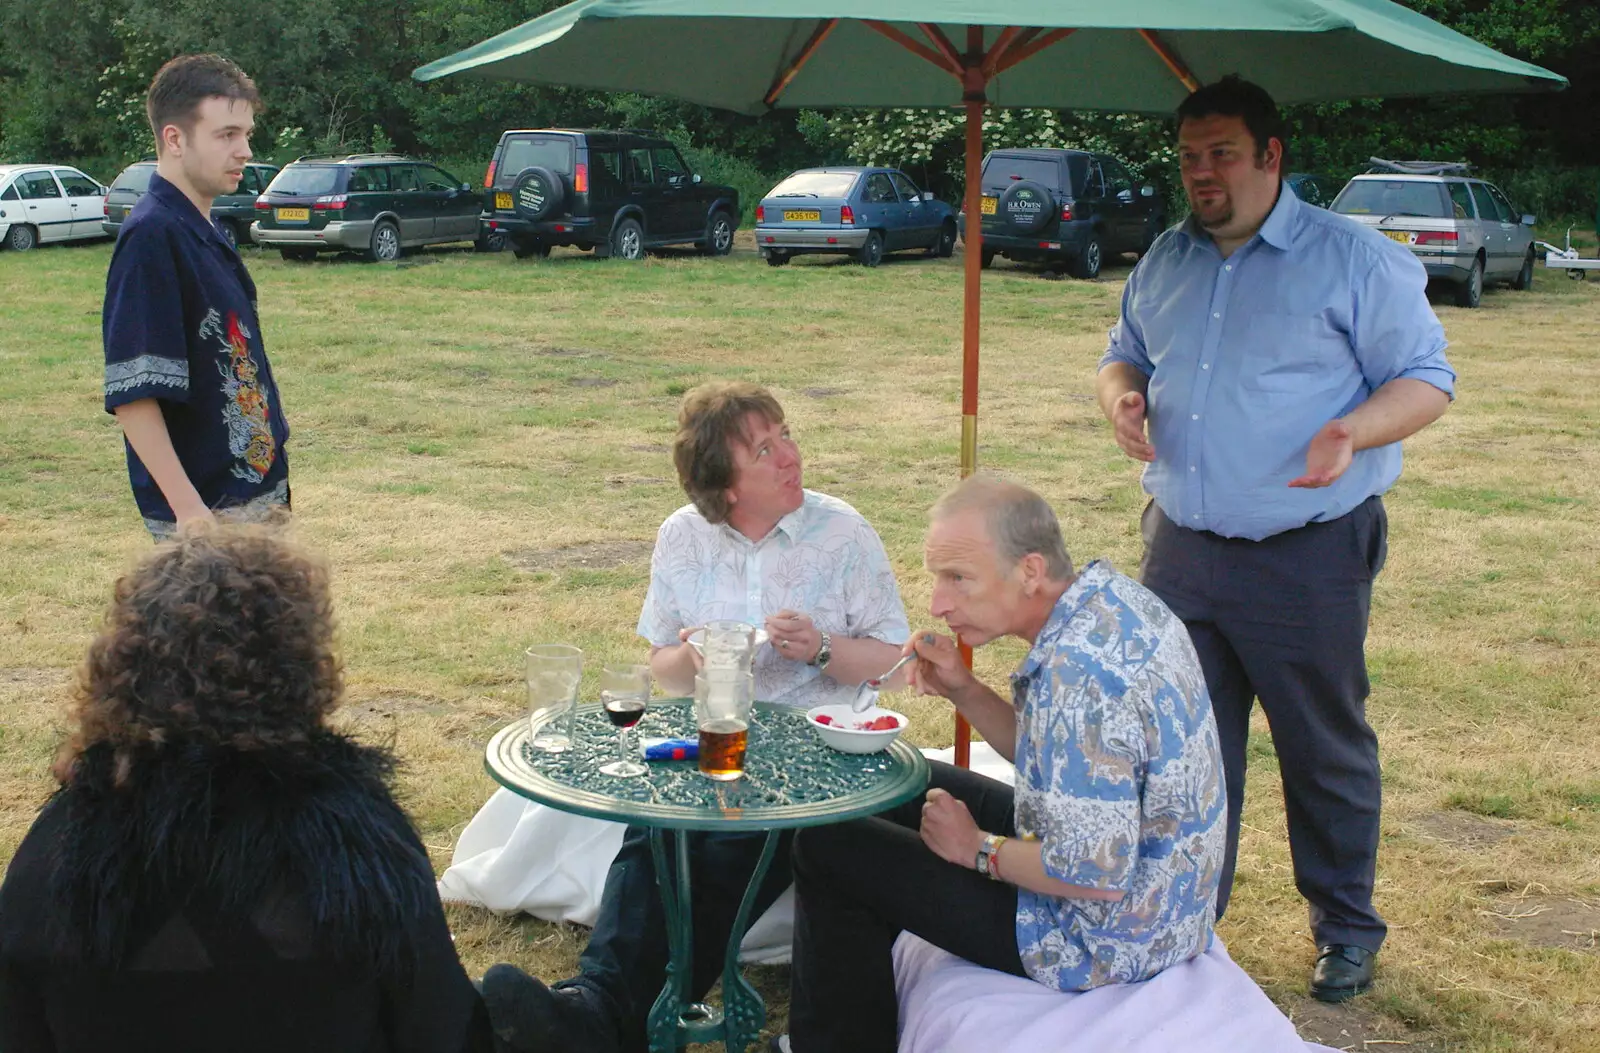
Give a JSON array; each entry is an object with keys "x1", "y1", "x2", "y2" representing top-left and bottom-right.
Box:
[{"x1": 0, "y1": 164, "x2": 109, "y2": 251}]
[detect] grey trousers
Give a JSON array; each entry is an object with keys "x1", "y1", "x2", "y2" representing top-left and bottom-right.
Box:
[{"x1": 1139, "y1": 497, "x2": 1389, "y2": 952}]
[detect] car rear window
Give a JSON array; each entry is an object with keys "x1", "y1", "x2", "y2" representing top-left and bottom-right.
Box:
[
  {"x1": 1332, "y1": 180, "x2": 1450, "y2": 219},
  {"x1": 499, "y1": 136, "x2": 575, "y2": 176},
  {"x1": 266, "y1": 165, "x2": 345, "y2": 196},
  {"x1": 983, "y1": 156, "x2": 1060, "y2": 188},
  {"x1": 110, "y1": 165, "x2": 155, "y2": 193},
  {"x1": 767, "y1": 171, "x2": 858, "y2": 198}
]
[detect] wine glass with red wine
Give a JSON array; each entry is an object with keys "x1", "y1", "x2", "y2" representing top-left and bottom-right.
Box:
[{"x1": 599, "y1": 664, "x2": 651, "y2": 778}]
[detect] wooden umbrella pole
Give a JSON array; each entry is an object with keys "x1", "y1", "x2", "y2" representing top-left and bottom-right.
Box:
[{"x1": 952, "y1": 26, "x2": 988, "y2": 770}]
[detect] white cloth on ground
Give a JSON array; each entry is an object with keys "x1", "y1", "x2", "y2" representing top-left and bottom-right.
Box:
[{"x1": 893, "y1": 931, "x2": 1338, "y2": 1053}]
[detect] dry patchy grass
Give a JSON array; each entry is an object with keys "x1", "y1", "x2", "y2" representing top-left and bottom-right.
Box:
[{"x1": 1, "y1": 233, "x2": 1597, "y2": 1050}]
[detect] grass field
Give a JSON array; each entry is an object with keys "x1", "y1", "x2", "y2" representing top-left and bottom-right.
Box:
[{"x1": 2, "y1": 229, "x2": 1598, "y2": 1051}]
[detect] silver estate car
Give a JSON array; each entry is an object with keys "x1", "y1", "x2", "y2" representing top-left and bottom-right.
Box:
[{"x1": 1331, "y1": 160, "x2": 1535, "y2": 308}]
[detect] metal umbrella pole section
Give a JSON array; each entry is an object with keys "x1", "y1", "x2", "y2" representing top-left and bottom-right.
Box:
[{"x1": 765, "y1": 22, "x2": 1199, "y2": 767}]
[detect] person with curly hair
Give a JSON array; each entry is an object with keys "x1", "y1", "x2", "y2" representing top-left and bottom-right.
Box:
[{"x1": 0, "y1": 526, "x2": 494, "y2": 1053}]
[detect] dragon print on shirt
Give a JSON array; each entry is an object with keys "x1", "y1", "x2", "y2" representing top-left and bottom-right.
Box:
[{"x1": 199, "y1": 308, "x2": 276, "y2": 483}]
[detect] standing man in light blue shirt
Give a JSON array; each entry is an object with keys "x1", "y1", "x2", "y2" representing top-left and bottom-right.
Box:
[{"x1": 1096, "y1": 76, "x2": 1455, "y2": 1003}]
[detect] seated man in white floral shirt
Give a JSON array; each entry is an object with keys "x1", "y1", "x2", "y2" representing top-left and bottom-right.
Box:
[
  {"x1": 779, "y1": 475, "x2": 1226, "y2": 1053},
  {"x1": 480, "y1": 381, "x2": 910, "y2": 1053}
]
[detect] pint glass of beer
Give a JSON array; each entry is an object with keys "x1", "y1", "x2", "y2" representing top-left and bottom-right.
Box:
[{"x1": 694, "y1": 670, "x2": 753, "y2": 781}]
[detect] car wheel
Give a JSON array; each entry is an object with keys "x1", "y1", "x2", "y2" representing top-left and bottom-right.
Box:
[
  {"x1": 857, "y1": 230, "x2": 885, "y2": 267},
  {"x1": 1511, "y1": 249, "x2": 1534, "y2": 291},
  {"x1": 928, "y1": 221, "x2": 956, "y2": 258},
  {"x1": 5, "y1": 224, "x2": 37, "y2": 252},
  {"x1": 511, "y1": 167, "x2": 565, "y2": 222},
  {"x1": 279, "y1": 248, "x2": 318, "y2": 262},
  {"x1": 512, "y1": 237, "x2": 550, "y2": 259},
  {"x1": 700, "y1": 211, "x2": 735, "y2": 256},
  {"x1": 979, "y1": 248, "x2": 995, "y2": 269},
  {"x1": 475, "y1": 229, "x2": 507, "y2": 253},
  {"x1": 611, "y1": 218, "x2": 645, "y2": 261},
  {"x1": 368, "y1": 220, "x2": 402, "y2": 263},
  {"x1": 1454, "y1": 256, "x2": 1483, "y2": 308},
  {"x1": 765, "y1": 250, "x2": 790, "y2": 267},
  {"x1": 1068, "y1": 231, "x2": 1103, "y2": 279}
]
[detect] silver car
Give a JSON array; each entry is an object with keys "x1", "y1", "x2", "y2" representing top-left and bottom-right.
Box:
[{"x1": 1331, "y1": 162, "x2": 1535, "y2": 308}]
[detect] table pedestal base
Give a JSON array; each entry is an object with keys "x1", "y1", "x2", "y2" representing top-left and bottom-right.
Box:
[{"x1": 646, "y1": 828, "x2": 782, "y2": 1053}]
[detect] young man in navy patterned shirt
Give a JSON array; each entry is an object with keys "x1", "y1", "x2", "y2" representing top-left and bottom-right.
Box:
[{"x1": 103, "y1": 54, "x2": 290, "y2": 539}]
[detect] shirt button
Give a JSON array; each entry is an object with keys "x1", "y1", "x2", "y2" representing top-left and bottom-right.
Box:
[
  {"x1": 1212, "y1": 312, "x2": 1221, "y2": 319},
  {"x1": 1192, "y1": 514, "x2": 1200, "y2": 520},
  {"x1": 1202, "y1": 363, "x2": 1210, "y2": 370},
  {"x1": 1224, "y1": 265, "x2": 1233, "y2": 272},
  {"x1": 1191, "y1": 413, "x2": 1199, "y2": 420},
  {"x1": 1190, "y1": 465, "x2": 1197, "y2": 472}
]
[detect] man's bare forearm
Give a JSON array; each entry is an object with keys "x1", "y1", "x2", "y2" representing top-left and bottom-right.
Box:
[
  {"x1": 1342, "y1": 377, "x2": 1450, "y2": 451},
  {"x1": 1096, "y1": 362, "x2": 1149, "y2": 421},
  {"x1": 946, "y1": 678, "x2": 1018, "y2": 762},
  {"x1": 113, "y1": 399, "x2": 209, "y2": 521}
]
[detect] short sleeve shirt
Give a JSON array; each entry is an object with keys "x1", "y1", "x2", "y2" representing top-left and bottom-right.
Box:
[
  {"x1": 637, "y1": 490, "x2": 910, "y2": 708},
  {"x1": 103, "y1": 174, "x2": 290, "y2": 525},
  {"x1": 1011, "y1": 560, "x2": 1227, "y2": 991}
]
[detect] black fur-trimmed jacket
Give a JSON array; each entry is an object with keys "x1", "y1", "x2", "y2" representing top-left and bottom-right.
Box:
[{"x1": 0, "y1": 732, "x2": 493, "y2": 1053}]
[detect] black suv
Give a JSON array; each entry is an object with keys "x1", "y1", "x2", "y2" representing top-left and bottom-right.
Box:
[
  {"x1": 481, "y1": 129, "x2": 739, "y2": 260},
  {"x1": 959, "y1": 148, "x2": 1164, "y2": 278},
  {"x1": 102, "y1": 159, "x2": 280, "y2": 248},
  {"x1": 252, "y1": 154, "x2": 481, "y2": 262}
]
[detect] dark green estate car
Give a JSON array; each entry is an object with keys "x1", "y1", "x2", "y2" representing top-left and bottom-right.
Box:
[{"x1": 251, "y1": 154, "x2": 481, "y2": 262}]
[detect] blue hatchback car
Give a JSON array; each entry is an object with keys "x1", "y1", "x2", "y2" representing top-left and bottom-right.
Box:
[{"x1": 756, "y1": 167, "x2": 958, "y2": 267}]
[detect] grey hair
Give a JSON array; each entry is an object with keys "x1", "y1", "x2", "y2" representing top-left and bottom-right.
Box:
[{"x1": 930, "y1": 474, "x2": 1073, "y2": 581}]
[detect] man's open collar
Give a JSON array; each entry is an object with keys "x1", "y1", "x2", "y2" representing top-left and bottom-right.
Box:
[{"x1": 148, "y1": 172, "x2": 227, "y2": 249}]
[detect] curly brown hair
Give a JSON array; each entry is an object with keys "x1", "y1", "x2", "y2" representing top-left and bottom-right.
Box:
[
  {"x1": 672, "y1": 381, "x2": 786, "y2": 524},
  {"x1": 55, "y1": 525, "x2": 343, "y2": 786}
]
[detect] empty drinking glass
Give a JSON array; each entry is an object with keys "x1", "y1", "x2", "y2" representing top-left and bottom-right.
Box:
[
  {"x1": 527, "y1": 644, "x2": 582, "y2": 753},
  {"x1": 599, "y1": 663, "x2": 651, "y2": 778}
]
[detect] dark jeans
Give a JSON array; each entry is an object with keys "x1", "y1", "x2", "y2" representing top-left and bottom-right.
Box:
[
  {"x1": 789, "y1": 761, "x2": 1025, "y2": 1053},
  {"x1": 563, "y1": 825, "x2": 794, "y2": 1052},
  {"x1": 1139, "y1": 498, "x2": 1389, "y2": 952}
]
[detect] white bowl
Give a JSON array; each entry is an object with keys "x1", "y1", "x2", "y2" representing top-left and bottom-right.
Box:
[{"x1": 805, "y1": 704, "x2": 908, "y2": 754}]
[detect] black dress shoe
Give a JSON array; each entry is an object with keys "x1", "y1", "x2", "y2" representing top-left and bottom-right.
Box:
[
  {"x1": 1310, "y1": 944, "x2": 1376, "y2": 1003},
  {"x1": 478, "y1": 965, "x2": 619, "y2": 1053}
]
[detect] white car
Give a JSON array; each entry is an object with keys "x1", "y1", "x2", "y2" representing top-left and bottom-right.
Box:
[{"x1": 0, "y1": 164, "x2": 109, "y2": 251}]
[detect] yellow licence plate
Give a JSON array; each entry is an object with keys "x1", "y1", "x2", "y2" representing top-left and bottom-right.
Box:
[
  {"x1": 980, "y1": 196, "x2": 997, "y2": 215},
  {"x1": 1383, "y1": 230, "x2": 1412, "y2": 244},
  {"x1": 783, "y1": 210, "x2": 820, "y2": 222},
  {"x1": 275, "y1": 207, "x2": 309, "y2": 222},
  {"x1": 496, "y1": 192, "x2": 514, "y2": 210}
]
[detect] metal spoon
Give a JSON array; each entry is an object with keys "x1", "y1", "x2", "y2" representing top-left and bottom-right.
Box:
[{"x1": 851, "y1": 647, "x2": 922, "y2": 713}]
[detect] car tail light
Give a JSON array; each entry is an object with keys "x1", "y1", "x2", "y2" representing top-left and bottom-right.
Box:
[
  {"x1": 756, "y1": 204, "x2": 765, "y2": 223},
  {"x1": 574, "y1": 163, "x2": 588, "y2": 194},
  {"x1": 840, "y1": 204, "x2": 855, "y2": 225},
  {"x1": 1414, "y1": 230, "x2": 1457, "y2": 245},
  {"x1": 1061, "y1": 203, "x2": 1073, "y2": 221},
  {"x1": 254, "y1": 197, "x2": 269, "y2": 210},
  {"x1": 103, "y1": 203, "x2": 110, "y2": 216},
  {"x1": 485, "y1": 161, "x2": 497, "y2": 188},
  {"x1": 314, "y1": 194, "x2": 348, "y2": 210}
]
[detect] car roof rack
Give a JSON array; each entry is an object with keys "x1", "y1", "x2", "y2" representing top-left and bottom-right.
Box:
[
  {"x1": 291, "y1": 152, "x2": 409, "y2": 163},
  {"x1": 1365, "y1": 157, "x2": 1472, "y2": 176}
]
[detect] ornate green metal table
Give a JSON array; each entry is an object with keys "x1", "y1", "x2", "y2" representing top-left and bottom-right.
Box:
[{"x1": 484, "y1": 699, "x2": 929, "y2": 1053}]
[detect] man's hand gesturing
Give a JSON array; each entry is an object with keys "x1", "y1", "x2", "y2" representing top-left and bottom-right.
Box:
[{"x1": 1111, "y1": 391, "x2": 1155, "y2": 463}]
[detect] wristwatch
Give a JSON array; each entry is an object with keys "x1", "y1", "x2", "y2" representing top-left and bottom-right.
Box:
[
  {"x1": 976, "y1": 833, "x2": 1008, "y2": 880},
  {"x1": 809, "y1": 631, "x2": 832, "y2": 670}
]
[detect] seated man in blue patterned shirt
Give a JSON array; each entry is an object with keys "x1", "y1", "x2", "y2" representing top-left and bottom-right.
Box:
[{"x1": 783, "y1": 475, "x2": 1226, "y2": 1053}]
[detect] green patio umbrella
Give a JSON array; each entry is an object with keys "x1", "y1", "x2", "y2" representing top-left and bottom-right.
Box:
[{"x1": 416, "y1": 0, "x2": 1564, "y2": 767}]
